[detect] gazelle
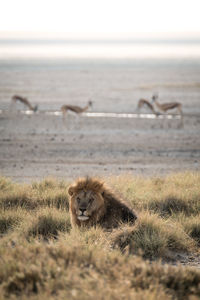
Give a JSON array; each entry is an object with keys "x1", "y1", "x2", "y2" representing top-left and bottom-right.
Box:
[
  {"x1": 152, "y1": 94, "x2": 183, "y2": 115},
  {"x1": 137, "y1": 98, "x2": 159, "y2": 115},
  {"x1": 152, "y1": 94, "x2": 183, "y2": 127},
  {"x1": 61, "y1": 100, "x2": 92, "y2": 121},
  {"x1": 11, "y1": 95, "x2": 38, "y2": 112}
]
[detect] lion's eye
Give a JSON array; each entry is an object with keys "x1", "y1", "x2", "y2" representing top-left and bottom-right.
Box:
[{"x1": 77, "y1": 197, "x2": 81, "y2": 203}]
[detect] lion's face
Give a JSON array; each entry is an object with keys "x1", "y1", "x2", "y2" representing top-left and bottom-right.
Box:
[{"x1": 68, "y1": 188, "x2": 104, "y2": 222}]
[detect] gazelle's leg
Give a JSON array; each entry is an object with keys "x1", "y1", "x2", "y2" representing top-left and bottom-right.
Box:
[
  {"x1": 164, "y1": 110, "x2": 169, "y2": 129},
  {"x1": 168, "y1": 117, "x2": 172, "y2": 128},
  {"x1": 135, "y1": 103, "x2": 141, "y2": 113},
  {"x1": 73, "y1": 113, "x2": 79, "y2": 129},
  {"x1": 62, "y1": 110, "x2": 67, "y2": 124},
  {"x1": 177, "y1": 105, "x2": 182, "y2": 115},
  {"x1": 177, "y1": 106, "x2": 183, "y2": 128}
]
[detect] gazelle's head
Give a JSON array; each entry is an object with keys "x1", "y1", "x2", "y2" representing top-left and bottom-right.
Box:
[{"x1": 152, "y1": 94, "x2": 158, "y2": 102}]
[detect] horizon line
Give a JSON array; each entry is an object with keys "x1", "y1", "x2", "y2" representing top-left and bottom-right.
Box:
[{"x1": 1, "y1": 31, "x2": 200, "y2": 40}]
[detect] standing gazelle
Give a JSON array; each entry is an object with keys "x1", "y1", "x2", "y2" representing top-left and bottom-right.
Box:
[
  {"x1": 152, "y1": 94, "x2": 183, "y2": 127},
  {"x1": 11, "y1": 95, "x2": 38, "y2": 112},
  {"x1": 61, "y1": 100, "x2": 92, "y2": 121}
]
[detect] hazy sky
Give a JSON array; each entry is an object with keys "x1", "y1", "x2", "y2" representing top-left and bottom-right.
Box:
[{"x1": 0, "y1": 0, "x2": 200, "y2": 38}]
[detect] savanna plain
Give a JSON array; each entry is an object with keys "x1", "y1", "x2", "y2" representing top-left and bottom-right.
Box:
[{"x1": 0, "y1": 58, "x2": 200, "y2": 299}]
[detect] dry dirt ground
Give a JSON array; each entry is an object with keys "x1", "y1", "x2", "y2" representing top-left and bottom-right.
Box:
[{"x1": 0, "y1": 111, "x2": 199, "y2": 183}]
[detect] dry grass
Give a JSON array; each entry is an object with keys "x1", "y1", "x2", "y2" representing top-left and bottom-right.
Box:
[
  {"x1": 112, "y1": 211, "x2": 195, "y2": 259},
  {"x1": 26, "y1": 208, "x2": 71, "y2": 239},
  {"x1": 0, "y1": 209, "x2": 22, "y2": 234},
  {"x1": 0, "y1": 239, "x2": 200, "y2": 300},
  {"x1": 0, "y1": 177, "x2": 69, "y2": 210},
  {"x1": 0, "y1": 172, "x2": 200, "y2": 300},
  {"x1": 108, "y1": 172, "x2": 200, "y2": 216},
  {"x1": 174, "y1": 214, "x2": 200, "y2": 246}
]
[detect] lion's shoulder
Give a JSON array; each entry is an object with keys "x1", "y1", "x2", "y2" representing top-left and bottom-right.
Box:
[{"x1": 101, "y1": 188, "x2": 137, "y2": 228}]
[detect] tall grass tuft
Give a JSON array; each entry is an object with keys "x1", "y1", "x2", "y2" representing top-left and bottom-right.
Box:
[
  {"x1": 0, "y1": 178, "x2": 69, "y2": 210},
  {"x1": 26, "y1": 208, "x2": 71, "y2": 239},
  {"x1": 0, "y1": 176, "x2": 13, "y2": 191},
  {"x1": 0, "y1": 210, "x2": 22, "y2": 234},
  {"x1": 112, "y1": 211, "x2": 195, "y2": 258},
  {"x1": 148, "y1": 196, "x2": 193, "y2": 216},
  {"x1": 177, "y1": 214, "x2": 200, "y2": 246}
]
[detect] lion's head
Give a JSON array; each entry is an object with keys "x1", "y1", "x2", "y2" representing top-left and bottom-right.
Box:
[{"x1": 68, "y1": 177, "x2": 106, "y2": 226}]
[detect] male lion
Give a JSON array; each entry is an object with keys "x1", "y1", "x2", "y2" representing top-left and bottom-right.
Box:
[{"x1": 68, "y1": 177, "x2": 137, "y2": 229}]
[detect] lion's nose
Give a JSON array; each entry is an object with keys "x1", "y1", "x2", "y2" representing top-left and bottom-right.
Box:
[{"x1": 80, "y1": 208, "x2": 86, "y2": 214}]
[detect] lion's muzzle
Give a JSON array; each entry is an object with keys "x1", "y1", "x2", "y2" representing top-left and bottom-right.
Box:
[{"x1": 77, "y1": 208, "x2": 89, "y2": 221}]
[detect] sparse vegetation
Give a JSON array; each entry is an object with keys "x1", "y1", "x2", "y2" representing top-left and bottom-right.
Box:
[{"x1": 0, "y1": 172, "x2": 200, "y2": 299}]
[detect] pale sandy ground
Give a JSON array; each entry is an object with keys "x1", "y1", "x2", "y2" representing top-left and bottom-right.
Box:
[
  {"x1": 0, "y1": 59, "x2": 200, "y2": 183},
  {"x1": 0, "y1": 110, "x2": 199, "y2": 183}
]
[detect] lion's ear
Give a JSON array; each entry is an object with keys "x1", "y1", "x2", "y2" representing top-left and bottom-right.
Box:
[{"x1": 68, "y1": 186, "x2": 75, "y2": 196}]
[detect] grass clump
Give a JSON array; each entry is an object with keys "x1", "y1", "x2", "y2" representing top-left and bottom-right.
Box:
[
  {"x1": 0, "y1": 186, "x2": 38, "y2": 209},
  {"x1": 0, "y1": 210, "x2": 22, "y2": 234},
  {"x1": 32, "y1": 178, "x2": 69, "y2": 210},
  {"x1": 0, "y1": 176, "x2": 13, "y2": 192},
  {"x1": 0, "y1": 178, "x2": 69, "y2": 210},
  {"x1": 148, "y1": 196, "x2": 193, "y2": 216},
  {"x1": 176, "y1": 214, "x2": 200, "y2": 246},
  {"x1": 27, "y1": 209, "x2": 71, "y2": 239},
  {"x1": 36, "y1": 190, "x2": 69, "y2": 210},
  {"x1": 108, "y1": 171, "x2": 200, "y2": 216},
  {"x1": 32, "y1": 177, "x2": 68, "y2": 191},
  {"x1": 112, "y1": 212, "x2": 194, "y2": 258}
]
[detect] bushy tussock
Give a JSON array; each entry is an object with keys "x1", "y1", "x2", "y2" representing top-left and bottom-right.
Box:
[
  {"x1": 176, "y1": 214, "x2": 200, "y2": 246},
  {"x1": 32, "y1": 177, "x2": 68, "y2": 191},
  {"x1": 0, "y1": 177, "x2": 69, "y2": 210},
  {"x1": 112, "y1": 211, "x2": 195, "y2": 258},
  {"x1": 0, "y1": 187, "x2": 38, "y2": 209},
  {"x1": 148, "y1": 196, "x2": 192, "y2": 216},
  {"x1": 27, "y1": 208, "x2": 71, "y2": 239},
  {"x1": 0, "y1": 176, "x2": 13, "y2": 191},
  {"x1": 0, "y1": 210, "x2": 22, "y2": 234}
]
